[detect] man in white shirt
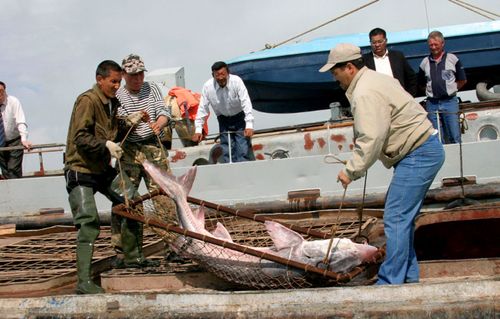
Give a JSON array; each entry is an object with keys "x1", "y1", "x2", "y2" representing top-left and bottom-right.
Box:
[
  {"x1": 0, "y1": 81, "x2": 32, "y2": 179},
  {"x1": 362, "y1": 28, "x2": 417, "y2": 97},
  {"x1": 193, "y1": 61, "x2": 254, "y2": 163}
]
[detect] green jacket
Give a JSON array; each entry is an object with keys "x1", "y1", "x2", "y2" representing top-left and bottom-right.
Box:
[
  {"x1": 344, "y1": 67, "x2": 434, "y2": 181},
  {"x1": 64, "y1": 84, "x2": 120, "y2": 174}
]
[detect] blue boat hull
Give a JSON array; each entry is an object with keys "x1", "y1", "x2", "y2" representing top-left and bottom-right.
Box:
[{"x1": 228, "y1": 22, "x2": 500, "y2": 113}]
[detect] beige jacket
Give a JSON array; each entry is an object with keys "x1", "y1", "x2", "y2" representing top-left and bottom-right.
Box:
[{"x1": 344, "y1": 67, "x2": 434, "y2": 181}]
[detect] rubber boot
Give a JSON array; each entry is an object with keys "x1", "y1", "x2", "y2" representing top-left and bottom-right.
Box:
[
  {"x1": 121, "y1": 218, "x2": 160, "y2": 268},
  {"x1": 110, "y1": 213, "x2": 126, "y2": 269},
  {"x1": 69, "y1": 186, "x2": 104, "y2": 294},
  {"x1": 109, "y1": 172, "x2": 159, "y2": 268},
  {"x1": 109, "y1": 172, "x2": 138, "y2": 268},
  {"x1": 76, "y1": 242, "x2": 104, "y2": 294}
]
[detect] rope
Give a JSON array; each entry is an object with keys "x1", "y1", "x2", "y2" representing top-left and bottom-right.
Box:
[
  {"x1": 423, "y1": 0, "x2": 431, "y2": 34},
  {"x1": 425, "y1": 109, "x2": 469, "y2": 135},
  {"x1": 116, "y1": 124, "x2": 138, "y2": 208},
  {"x1": 323, "y1": 154, "x2": 347, "y2": 165},
  {"x1": 155, "y1": 133, "x2": 169, "y2": 167},
  {"x1": 264, "y1": 0, "x2": 380, "y2": 49},
  {"x1": 448, "y1": 0, "x2": 499, "y2": 20},
  {"x1": 117, "y1": 159, "x2": 130, "y2": 208},
  {"x1": 321, "y1": 150, "x2": 349, "y2": 264},
  {"x1": 354, "y1": 172, "x2": 369, "y2": 244},
  {"x1": 458, "y1": 111, "x2": 466, "y2": 199},
  {"x1": 322, "y1": 186, "x2": 347, "y2": 265},
  {"x1": 116, "y1": 117, "x2": 169, "y2": 207}
]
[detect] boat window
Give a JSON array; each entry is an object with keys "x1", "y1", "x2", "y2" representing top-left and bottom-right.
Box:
[{"x1": 478, "y1": 125, "x2": 499, "y2": 141}]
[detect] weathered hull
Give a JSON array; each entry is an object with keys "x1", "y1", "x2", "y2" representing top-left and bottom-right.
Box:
[
  {"x1": 1, "y1": 137, "x2": 500, "y2": 216},
  {"x1": 0, "y1": 277, "x2": 497, "y2": 318}
]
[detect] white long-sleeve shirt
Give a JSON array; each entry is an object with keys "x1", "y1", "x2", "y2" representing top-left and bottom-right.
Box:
[
  {"x1": 373, "y1": 50, "x2": 394, "y2": 77},
  {"x1": 195, "y1": 74, "x2": 254, "y2": 134},
  {"x1": 0, "y1": 95, "x2": 29, "y2": 142}
]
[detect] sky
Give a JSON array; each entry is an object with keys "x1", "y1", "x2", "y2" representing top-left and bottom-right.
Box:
[{"x1": 1, "y1": 0, "x2": 497, "y2": 172}]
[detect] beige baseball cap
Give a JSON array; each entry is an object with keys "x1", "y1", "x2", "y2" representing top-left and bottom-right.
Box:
[{"x1": 319, "y1": 43, "x2": 362, "y2": 72}]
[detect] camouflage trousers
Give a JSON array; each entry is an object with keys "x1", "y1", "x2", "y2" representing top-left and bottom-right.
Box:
[
  {"x1": 119, "y1": 140, "x2": 170, "y2": 191},
  {"x1": 111, "y1": 140, "x2": 170, "y2": 250}
]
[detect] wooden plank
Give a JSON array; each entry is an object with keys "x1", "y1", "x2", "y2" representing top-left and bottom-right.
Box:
[
  {"x1": 442, "y1": 176, "x2": 477, "y2": 187},
  {"x1": 0, "y1": 224, "x2": 16, "y2": 235},
  {"x1": 288, "y1": 188, "x2": 321, "y2": 200}
]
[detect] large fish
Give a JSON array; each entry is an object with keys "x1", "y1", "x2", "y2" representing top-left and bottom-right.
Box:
[
  {"x1": 142, "y1": 160, "x2": 378, "y2": 277},
  {"x1": 264, "y1": 220, "x2": 378, "y2": 273}
]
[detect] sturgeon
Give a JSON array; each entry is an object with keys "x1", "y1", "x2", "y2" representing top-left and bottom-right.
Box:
[{"x1": 142, "y1": 160, "x2": 378, "y2": 277}]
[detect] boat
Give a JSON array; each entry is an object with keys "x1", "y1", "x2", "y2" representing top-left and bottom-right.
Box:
[
  {"x1": 0, "y1": 200, "x2": 499, "y2": 318},
  {"x1": 165, "y1": 99, "x2": 500, "y2": 170},
  {"x1": 1, "y1": 19, "x2": 499, "y2": 319},
  {"x1": 227, "y1": 20, "x2": 500, "y2": 113}
]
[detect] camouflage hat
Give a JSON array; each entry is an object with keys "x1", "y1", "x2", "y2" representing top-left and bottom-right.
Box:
[{"x1": 122, "y1": 54, "x2": 147, "y2": 74}]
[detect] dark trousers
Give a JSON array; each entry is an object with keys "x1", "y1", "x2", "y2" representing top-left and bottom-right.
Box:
[
  {"x1": 217, "y1": 111, "x2": 252, "y2": 163},
  {"x1": 64, "y1": 167, "x2": 122, "y2": 205},
  {"x1": 0, "y1": 136, "x2": 23, "y2": 179}
]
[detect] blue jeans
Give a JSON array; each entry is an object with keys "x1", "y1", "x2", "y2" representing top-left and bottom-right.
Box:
[
  {"x1": 426, "y1": 96, "x2": 461, "y2": 144},
  {"x1": 218, "y1": 111, "x2": 252, "y2": 163},
  {"x1": 376, "y1": 134, "x2": 445, "y2": 285}
]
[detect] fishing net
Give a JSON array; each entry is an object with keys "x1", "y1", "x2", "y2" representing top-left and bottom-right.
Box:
[{"x1": 113, "y1": 190, "x2": 384, "y2": 289}]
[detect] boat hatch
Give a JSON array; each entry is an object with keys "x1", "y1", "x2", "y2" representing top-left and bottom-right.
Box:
[{"x1": 414, "y1": 205, "x2": 500, "y2": 260}]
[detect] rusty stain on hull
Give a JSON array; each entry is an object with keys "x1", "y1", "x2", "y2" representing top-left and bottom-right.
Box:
[
  {"x1": 170, "y1": 150, "x2": 186, "y2": 163},
  {"x1": 303, "y1": 132, "x2": 314, "y2": 150}
]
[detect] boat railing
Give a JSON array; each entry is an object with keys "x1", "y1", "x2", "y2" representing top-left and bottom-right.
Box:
[{"x1": 0, "y1": 143, "x2": 65, "y2": 178}]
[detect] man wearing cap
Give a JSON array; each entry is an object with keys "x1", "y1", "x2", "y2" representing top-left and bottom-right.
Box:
[
  {"x1": 319, "y1": 43, "x2": 445, "y2": 285},
  {"x1": 193, "y1": 61, "x2": 254, "y2": 163},
  {"x1": 113, "y1": 53, "x2": 171, "y2": 268}
]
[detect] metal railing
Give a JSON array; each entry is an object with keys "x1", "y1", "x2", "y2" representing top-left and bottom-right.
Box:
[{"x1": 0, "y1": 143, "x2": 65, "y2": 177}]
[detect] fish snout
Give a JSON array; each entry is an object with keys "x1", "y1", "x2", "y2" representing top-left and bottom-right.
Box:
[{"x1": 356, "y1": 244, "x2": 379, "y2": 263}]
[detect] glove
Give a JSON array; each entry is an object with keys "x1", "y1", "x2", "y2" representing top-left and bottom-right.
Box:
[
  {"x1": 125, "y1": 111, "x2": 145, "y2": 126},
  {"x1": 105, "y1": 141, "x2": 123, "y2": 159}
]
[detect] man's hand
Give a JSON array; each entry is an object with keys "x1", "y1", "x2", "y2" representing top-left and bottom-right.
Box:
[
  {"x1": 192, "y1": 133, "x2": 203, "y2": 143},
  {"x1": 105, "y1": 140, "x2": 123, "y2": 159},
  {"x1": 337, "y1": 170, "x2": 351, "y2": 189},
  {"x1": 244, "y1": 128, "x2": 254, "y2": 138},
  {"x1": 149, "y1": 121, "x2": 162, "y2": 135},
  {"x1": 22, "y1": 140, "x2": 32, "y2": 151},
  {"x1": 126, "y1": 111, "x2": 146, "y2": 126},
  {"x1": 150, "y1": 115, "x2": 168, "y2": 135}
]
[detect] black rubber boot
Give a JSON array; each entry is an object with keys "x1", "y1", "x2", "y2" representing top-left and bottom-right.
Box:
[
  {"x1": 109, "y1": 172, "x2": 138, "y2": 268},
  {"x1": 109, "y1": 172, "x2": 159, "y2": 268},
  {"x1": 121, "y1": 218, "x2": 160, "y2": 268}
]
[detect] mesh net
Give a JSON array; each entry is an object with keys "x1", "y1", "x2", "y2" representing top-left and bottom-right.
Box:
[{"x1": 113, "y1": 191, "x2": 384, "y2": 289}]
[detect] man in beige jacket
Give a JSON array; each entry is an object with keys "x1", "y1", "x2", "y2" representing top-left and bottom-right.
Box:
[{"x1": 319, "y1": 43, "x2": 445, "y2": 285}]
